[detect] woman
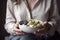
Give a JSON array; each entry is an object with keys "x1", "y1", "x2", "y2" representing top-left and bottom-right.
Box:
[{"x1": 5, "y1": 0, "x2": 59, "y2": 40}]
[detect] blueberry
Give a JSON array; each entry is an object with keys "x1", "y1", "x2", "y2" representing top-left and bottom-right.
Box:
[
  {"x1": 23, "y1": 20, "x2": 28, "y2": 25},
  {"x1": 19, "y1": 20, "x2": 28, "y2": 25},
  {"x1": 19, "y1": 21, "x2": 24, "y2": 25}
]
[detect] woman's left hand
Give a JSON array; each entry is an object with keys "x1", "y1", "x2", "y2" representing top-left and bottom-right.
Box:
[{"x1": 33, "y1": 21, "x2": 52, "y2": 35}]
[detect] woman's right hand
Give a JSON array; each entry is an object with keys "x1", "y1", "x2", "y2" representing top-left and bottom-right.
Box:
[{"x1": 13, "y1": 23, "x2": 25, "y2": 35}]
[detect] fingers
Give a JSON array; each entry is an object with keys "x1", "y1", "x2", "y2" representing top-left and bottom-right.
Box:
[
  {"x1": 33, "y1": 31, "x2": 41, "y2": 35},
  {"x1": 13, "y1": 28, "x2": 25, "y2": 35},
  {"x1": 15, "y1": 23, "x2": 19, "y2": 27},
  {"x1": 42, "y1": 21, "x2": 48, "y2": 25},
  {"x1": 13, "y1": 27, "x2": 21, "y2": 32},
  {"x1": 13, "y1": 23, "x2": 20, "y2": 32},
  {"x1": 13, "y1": 23, "x2": 25, "y2": 35},
  {"x1": 37, "y1": 29, "x2": 42, "y2": 32},
  {"x1": 33, "y1": 21, "x2": 49, "y2": 35},
  {"x1": 33, "y1": 28, "x2": 45, "y2": 35},
  {"x1": 41, "y1": 21, "x2": 48, "y2": 29},
  {"x1": 33, "y1": 31, "x2": 36, "y2": 35},
  {"x1": 15, "y1": 31, "x2": 24, "y2": 35}
]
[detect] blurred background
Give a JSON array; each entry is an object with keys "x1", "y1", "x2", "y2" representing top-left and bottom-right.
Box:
[{"x1": 0, "y1": 0, "x2": 60, "y2": 40}]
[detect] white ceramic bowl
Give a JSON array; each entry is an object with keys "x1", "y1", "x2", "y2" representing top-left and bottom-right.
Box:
[
  {"x1": 19, "y1": 20, "x2": 43, "y2": 33},
  {"x1": 19, "y1": 25, "x2": 40, "y2": 33}
]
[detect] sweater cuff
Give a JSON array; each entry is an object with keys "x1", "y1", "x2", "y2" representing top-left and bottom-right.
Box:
[
  {"x1": 48, "y1": 19, "x2": 56, "y2": 27},
  {"x1": 5, "y1": 23, "x2": 15, "y2": 34}
]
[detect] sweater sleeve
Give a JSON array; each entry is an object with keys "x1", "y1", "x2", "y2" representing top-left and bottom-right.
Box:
[
  {"x1": 5, "y1": 0, "x2": 16, "y2": 34},
  {"x1": 48, "y1": 0, "x2": 59, "y2": 27}
]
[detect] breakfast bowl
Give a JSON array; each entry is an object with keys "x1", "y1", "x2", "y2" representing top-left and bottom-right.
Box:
[{"x1": 19, "y1": 19, "x2": 43, "y2": 33}]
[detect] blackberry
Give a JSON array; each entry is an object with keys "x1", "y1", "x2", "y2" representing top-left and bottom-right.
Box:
[
  {"x1": 19, "y1": 20, "x2": 28, "y2": 25},
  {"x1": 23, "y1": 20, "x2": 28, "y2": 25}
]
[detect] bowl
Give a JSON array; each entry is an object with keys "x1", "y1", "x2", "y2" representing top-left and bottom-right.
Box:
[
  {"x1": 19, "y1": 25, "x2": 40, "y2": 33},
  {"x1": 19, "y1": 19, "x2": 43, "y2": 33}
]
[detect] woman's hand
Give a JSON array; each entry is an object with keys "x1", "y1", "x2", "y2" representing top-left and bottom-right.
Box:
[
  {"x1": 13, "y1": 23, "x2": 25, "y2": 35},
  {"x1": 33, "y1": 21, "x2": 52, "y2": 35}
]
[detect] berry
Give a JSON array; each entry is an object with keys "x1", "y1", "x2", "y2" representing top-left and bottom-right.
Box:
[
  {"x1": 23, "y1": 20, "x2": 28, "y2": 25},
  {"x1": 19, "y1": 20, "x2": 28, "y2": 25},
  {"x1": 19, "y1": 21, "x2": 24, "y2": 25}
]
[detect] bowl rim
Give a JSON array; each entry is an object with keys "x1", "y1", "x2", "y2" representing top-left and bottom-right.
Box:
[{"x1": 19, "y1": 19, "x2": 43, "y2": 28}]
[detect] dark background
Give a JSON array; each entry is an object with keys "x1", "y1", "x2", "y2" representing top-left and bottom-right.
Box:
[{"x1": 0, "y1": 0, "x2": 60, "y2": 40}]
